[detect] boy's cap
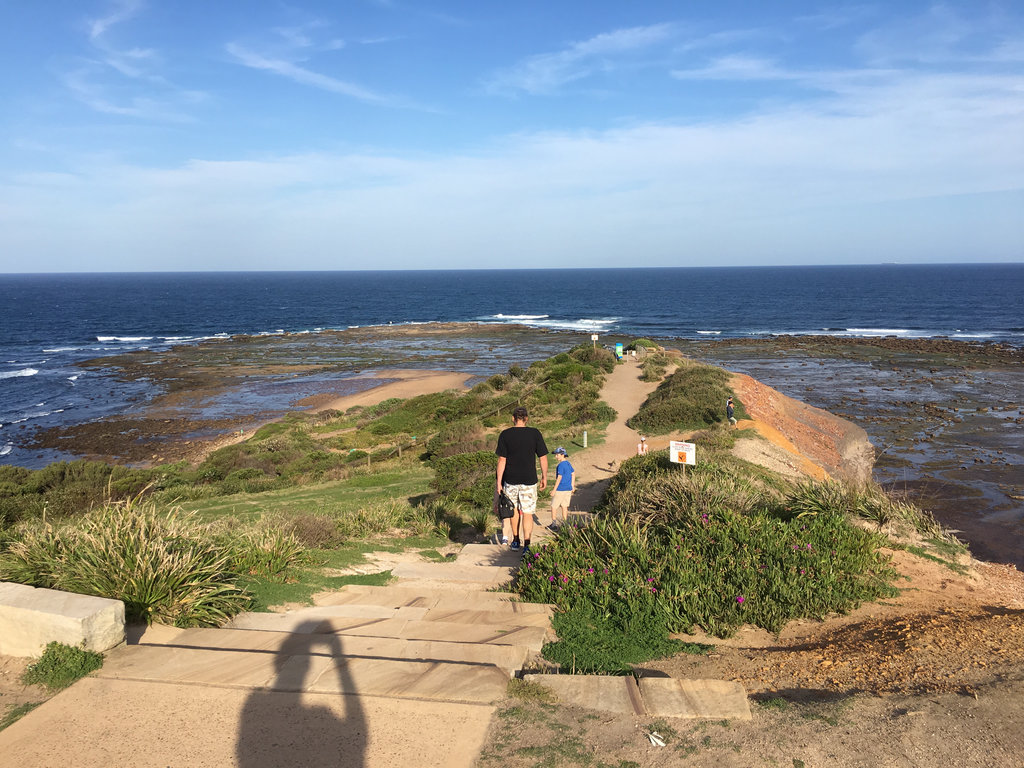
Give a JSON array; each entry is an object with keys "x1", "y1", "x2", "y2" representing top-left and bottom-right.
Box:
[{"x1": 554, "y1": 446, "x2": 567, "y2": 455}]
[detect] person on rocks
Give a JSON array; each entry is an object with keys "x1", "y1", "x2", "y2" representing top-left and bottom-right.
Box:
[
  {"x1": 549, "y1": 447, "x2": 575, "y2": 528},
  {"x1": 495, "y1": 406, "x2": 548, "y2": 556},
  {"x1": 727, "y1": 397, "x2": 737, "y2": 426}
]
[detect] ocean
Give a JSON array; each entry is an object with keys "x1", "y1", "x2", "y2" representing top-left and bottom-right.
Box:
[{"x1": 2, "y1": 263, "x2": 1023, "y2": 465}]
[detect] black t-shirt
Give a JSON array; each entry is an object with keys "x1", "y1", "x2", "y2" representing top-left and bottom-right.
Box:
[{"x1": 496, "y1": 426, "x2": 548, "y2": 485}]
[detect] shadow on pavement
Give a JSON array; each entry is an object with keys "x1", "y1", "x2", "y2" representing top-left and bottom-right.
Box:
[{"x1": 236, "y1": 621, "x2": 367, "y2": 767}]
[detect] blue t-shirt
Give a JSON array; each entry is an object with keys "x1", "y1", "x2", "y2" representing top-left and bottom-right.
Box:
[{"x1": 555, "y1": 460, "x2": 574, "y2": 491}]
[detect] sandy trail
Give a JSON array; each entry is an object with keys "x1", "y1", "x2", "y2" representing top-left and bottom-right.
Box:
[{"x1": 568, "y1": 357, "x2": 665, "y2": 512}]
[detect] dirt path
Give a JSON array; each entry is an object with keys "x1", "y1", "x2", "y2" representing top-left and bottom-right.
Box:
[{"x1": 569, "y1": 357, "x2": 665, "y2": 511}]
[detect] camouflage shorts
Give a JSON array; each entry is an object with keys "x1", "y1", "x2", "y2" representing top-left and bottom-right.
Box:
[{"x1": 502, "y1": 483, "x2": 538, "y2": 515}]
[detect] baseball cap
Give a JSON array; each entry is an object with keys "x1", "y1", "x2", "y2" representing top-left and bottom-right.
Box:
[{"x1": 554, "y1": 446, "x2": 567, "y2": 455}]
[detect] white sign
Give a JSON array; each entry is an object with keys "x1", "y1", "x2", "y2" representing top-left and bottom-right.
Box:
[
  {"x1": 669, "y1": 441, "x2": 696, "y2": 466},
  {"x1": 591, "y1": 334, "x2": 599, "y2": 341}
]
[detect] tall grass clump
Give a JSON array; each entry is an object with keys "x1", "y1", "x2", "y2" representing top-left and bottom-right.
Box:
[{"x1": 1, "y1": 500, "x2": 253, "y2": 626}]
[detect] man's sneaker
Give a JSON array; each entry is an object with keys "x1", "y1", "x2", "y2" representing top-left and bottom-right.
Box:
[
  {"x1": 521, "y1": 545, "x2": 532, "y2": 558},
  {"x1": 500, "y1": 537, "x2": 509, "y2": 547},
  {"x1": 510, "y1": 539, "x2": 521, "y2": 551}
]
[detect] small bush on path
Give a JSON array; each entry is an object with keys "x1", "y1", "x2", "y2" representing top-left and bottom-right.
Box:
[{"x1": 22, "y1": 642, "x2": 103, "y2": 691}]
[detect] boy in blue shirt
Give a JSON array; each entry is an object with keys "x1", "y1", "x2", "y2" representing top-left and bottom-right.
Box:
[{"x1": 549, "y1": 447, "x2": 575, "y2": 527}]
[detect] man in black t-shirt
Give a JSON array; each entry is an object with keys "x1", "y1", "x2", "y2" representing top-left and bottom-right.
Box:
[{"x1": 495, "y1": 406, "x2": 548, "y2": 555}]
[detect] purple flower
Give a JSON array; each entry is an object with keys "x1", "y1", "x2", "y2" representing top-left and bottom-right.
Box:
[
  {"x1": 603, "y1": 568, "x2": 609, "y2": 574},
  {"x1": 806, "y1": 544, "x2": 813, "y2": 550},
  {"x1": 548, "y1": 576, "x2": 556, "y2": 582},
  {"x1": 799, "y1": 569, "x2": 806, "y2": 575},
  {"x1": 587, "y1": 568, "x2": 595, "y2": 573},
  {"x1": 736, "y1": 596, "x2": 745, "y2": 604}
]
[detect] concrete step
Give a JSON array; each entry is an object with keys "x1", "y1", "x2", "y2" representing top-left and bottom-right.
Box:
[
  {"x1": 453, "y1": 543, "x2": 525, "y2": 567},
  {"x1": 135, "y1": 626, "x2": 531, "y2": 676},
  {"x1": 389, "y1": 562, "x2": 514, "y2": 585},
  {"x1": 226, "y1": 612, "x2": 549, "y2": 652},
  {"x1": 281, "y1": 601, "x2": 551, "y2": 628},
  {"x1": 321, "y1": 584, "x2": 553, "y2": 615},
  {"x1": 98, "y1": 644, "x2": 508, "y2": 704}
]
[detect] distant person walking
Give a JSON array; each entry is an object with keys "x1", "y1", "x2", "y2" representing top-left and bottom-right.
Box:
[
  {"x1": 549, "y1": 447, "x2": 575, "y2": 527},
  {"x1": 496, "y1": 406, "x2": 548, "y2": 556},
  {"x1": 637, "y1": 436, "x2": 648, "y2": 456},
  {"x1": 726, "y1": 397, "x2": 737, "y2": 426}
]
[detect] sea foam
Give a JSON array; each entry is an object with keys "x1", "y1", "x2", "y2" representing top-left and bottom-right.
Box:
[{"x1": 0, "y1": 368, "x2": 39, "y2": 380}]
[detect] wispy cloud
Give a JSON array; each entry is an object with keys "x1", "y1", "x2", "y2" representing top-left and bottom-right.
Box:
[
  {"x1": 485, "y1": 24, "x2": 676, "y2": 95},
  {"x1": 67, "y1": 0, "x2": 205, "y2": 120},
  {"x1": 225, "y1": 16, "x2": 417, "y2": 108},
  {"x1": 226, "y1": 43, "x2": 394, "y2": 105}
]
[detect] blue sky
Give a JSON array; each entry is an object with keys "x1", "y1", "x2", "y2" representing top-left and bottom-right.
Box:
[{"x1": 1, "y1": 1, "x2": 1022, "y2": 272}]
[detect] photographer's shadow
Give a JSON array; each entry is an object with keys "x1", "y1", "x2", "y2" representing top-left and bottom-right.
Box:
[{"x1": 237, "y1": 621, "x2": 368, "y2": 767}]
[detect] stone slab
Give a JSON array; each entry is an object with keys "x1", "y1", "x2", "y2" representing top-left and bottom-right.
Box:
[
  {"x1": 420, "y1": 606, "x2": 551, "y2": 628},
  {"x1": 317, "y1": 584, "x2": 553, "y2": 614},
  {"x1": 139, "y1": 627, "x2": 531, "y2": 675},
  {"x1": 307, "y1": 657, "x2": 508, "y2": 704},
  {"x1": 0, "y1": 676, "x2": 494, "y2": 768},
  {"x1": 454, "y1": 543, "x2": 525, "y2": 567},
  {"x1": 0, "y1": 581, "x2": 125, "y2": 657},
  {"x1": 390, "y1": 562, "x2": 513, "y2": 584},
  {"x1": 97, "y1": 645, "x2": 507, "y2": 704},
  {"x1": 639, "y1": 678, "x2": 752, "y2": 720},
  {"x1": 523, "y1": 674, "x2": 646, "y2": 715},
  {"x1": 227, "y1": 613, "x2": 548, "y2": 651}
]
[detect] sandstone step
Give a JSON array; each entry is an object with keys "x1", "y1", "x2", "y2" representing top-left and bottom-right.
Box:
[
  {"x1": 226, "y1": 613, "x2": 549, "y2": 652},
  {"x1": 523, "y1": 675, "x2": 752, "y2": 720},
  {"x1": 97, "y1": 644, "x2": 508, "y2": 704},
  {"x1": 321, "y1": 584, "x2": 553, "y2": 615},
  {"x1": 453, "y1": 544, "x2": 524, "y2": 567},
  {"x1": 292, "y1": 601, "x2": 551, "y2": 627},
  {"x1": 389, "y1": 562, "x2": 514, "y2": 584},
  {"x1": 135, "y1": 626, "x2": 531, "y2": 675}
]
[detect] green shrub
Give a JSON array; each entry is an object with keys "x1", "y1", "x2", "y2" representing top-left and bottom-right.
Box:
[
  {"x1": 627, "y1": 364, "x2": 746, "y2": 435},
  {"x1": 22, "y1": 642, "x2": 103, "y2": 690},
  {"x1": 431, "y1": 451, "x2": 497, "y2": 508},
  {"x1": 626, "y1": 338, "x2": 659, "y2": 351},
  {"x1": 1, "y1": 501, "x2": 252, "y2": 626}
]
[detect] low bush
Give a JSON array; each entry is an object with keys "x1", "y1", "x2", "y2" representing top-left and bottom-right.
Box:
[
  {"x1": 627, "y1": 364, "x2": 746, "y2": 435},
  {"x1": 431, "y1": 451, "x2": 497, "y2": 508},
  {"x1": 22, "y1": 642, "x2": 103, "y2": 690}
]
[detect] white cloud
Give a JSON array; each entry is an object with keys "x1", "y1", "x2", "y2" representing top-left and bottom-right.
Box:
[
  {"x1": 4, "y1": 53, "x2": 1021, "y2": 270},
  {"x1": 226, "y1": 43, "x2": 393, "y2": 105},
  {"x1": 68, "y1": 0, "x2": 205, "y2": 121},
  {"x1": 485, "y1": 24, "x2": 676, "y2": 95}
]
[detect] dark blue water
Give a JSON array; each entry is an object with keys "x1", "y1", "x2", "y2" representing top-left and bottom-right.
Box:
[{"x1": 2, "y1": 264, "x2": 1022, "y2": 461}]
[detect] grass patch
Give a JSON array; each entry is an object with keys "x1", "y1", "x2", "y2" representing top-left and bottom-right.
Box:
[
  {"x1": 242, "y1": 568, "x2": 394, "y2": 612},
  {"x1": 0, "y1": 702, "x2": 40, "y2": 732},
  {"x1": 903, "y1": 545, "x2": 968, "y2": 575},
  {"x1": 22, "y1": 642, "x2": 103, "y2": 691},
  {"x1": 507, "y1": 678, "x2": 557, "y2": 703}
]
